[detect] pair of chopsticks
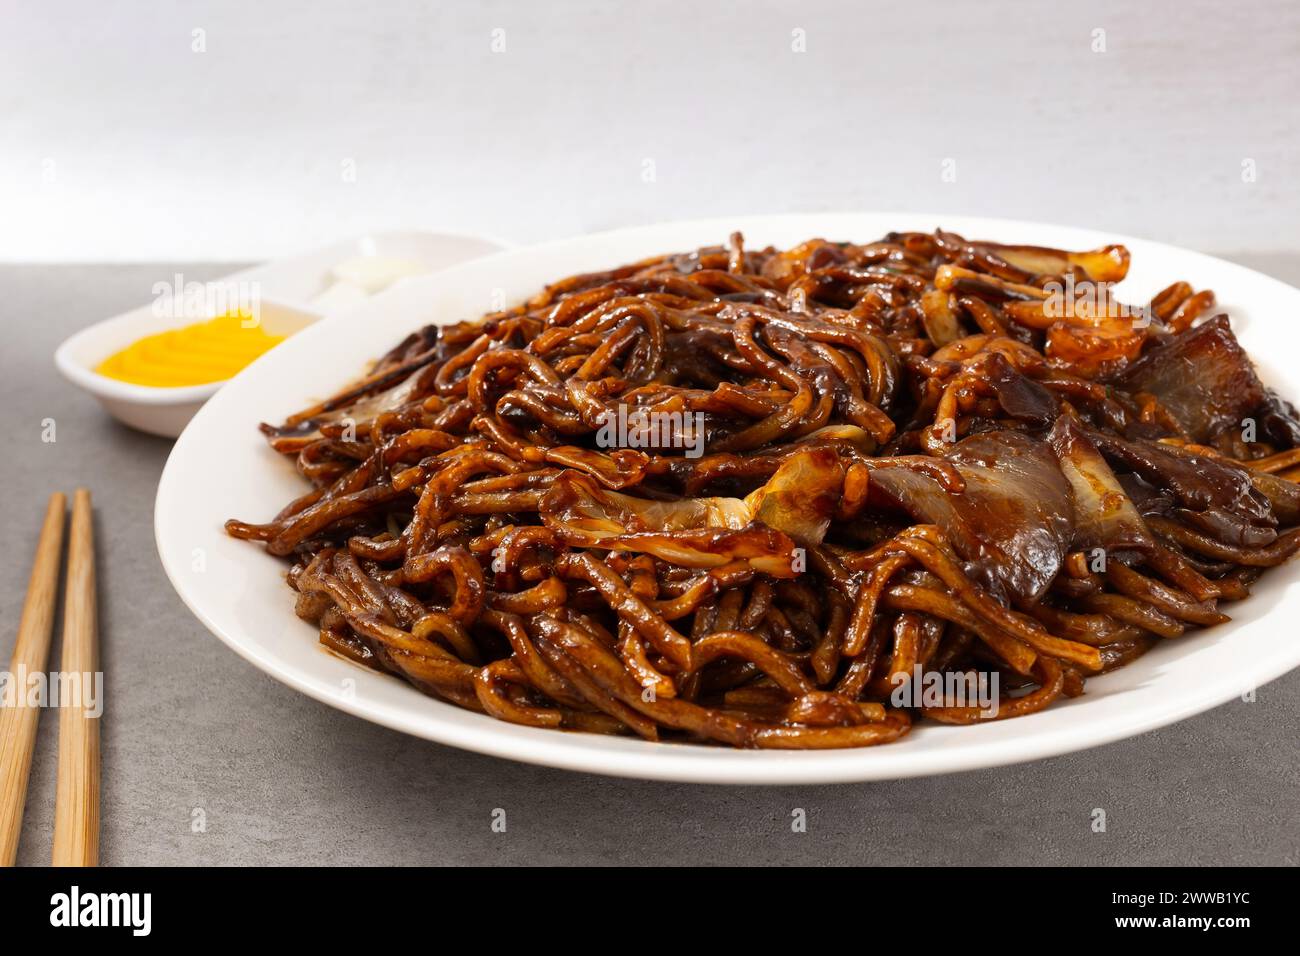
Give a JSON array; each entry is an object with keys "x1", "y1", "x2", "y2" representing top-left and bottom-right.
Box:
[{"x1": 0, "y1": 490, "x2": 100, "y2": 867}]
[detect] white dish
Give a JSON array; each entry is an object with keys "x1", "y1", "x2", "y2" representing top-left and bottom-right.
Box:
[
  {"x1": 55, "y1": 298, "x2": 321, "y2": 438},
  {"x1": 229, "y1": 230, "x2": 513, "y2": 312},
  {"x1": 55, "y1": 230, "x2": 510, "y2": 438},
  {"x1": 155, "y1": 213, "x2": 1300, "y2": 784}
]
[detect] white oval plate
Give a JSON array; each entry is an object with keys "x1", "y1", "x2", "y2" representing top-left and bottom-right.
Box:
[{"x1": 155, "y1": 213, "x2": 1300, "y2": 784}]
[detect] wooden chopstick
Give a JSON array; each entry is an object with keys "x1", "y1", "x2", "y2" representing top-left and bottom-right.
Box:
[
  {"x1": 0, "y1": 492, "x2": 67, "y2": 867},
  {"x1": 52, "y1": 489, "x2": 100, "y2": 867}
]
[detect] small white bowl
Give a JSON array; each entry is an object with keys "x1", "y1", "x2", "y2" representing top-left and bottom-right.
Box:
[
  {"x1": 55, "y1": 299, "x2": 322, "y2": 438},
  {"x1": 55, "y1": 230, "x2": 511, "y2": 438},
  {"x1": 228, "y1": 229, "x2": 514, "y2": 311}
]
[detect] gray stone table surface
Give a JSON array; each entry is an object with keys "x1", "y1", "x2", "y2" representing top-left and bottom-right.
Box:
[{"x1": 2, "y1": 258, "x2": 1299, "y2": 867}]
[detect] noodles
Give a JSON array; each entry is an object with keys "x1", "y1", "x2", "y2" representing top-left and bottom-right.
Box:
[{"x1": 227, "y1": 229, "x2": 1300, "y2": 748}]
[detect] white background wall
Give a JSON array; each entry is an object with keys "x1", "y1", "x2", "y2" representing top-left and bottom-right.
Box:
[{"x1": 2, "y1": 0, "x2": 1297, "y2": 261}]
